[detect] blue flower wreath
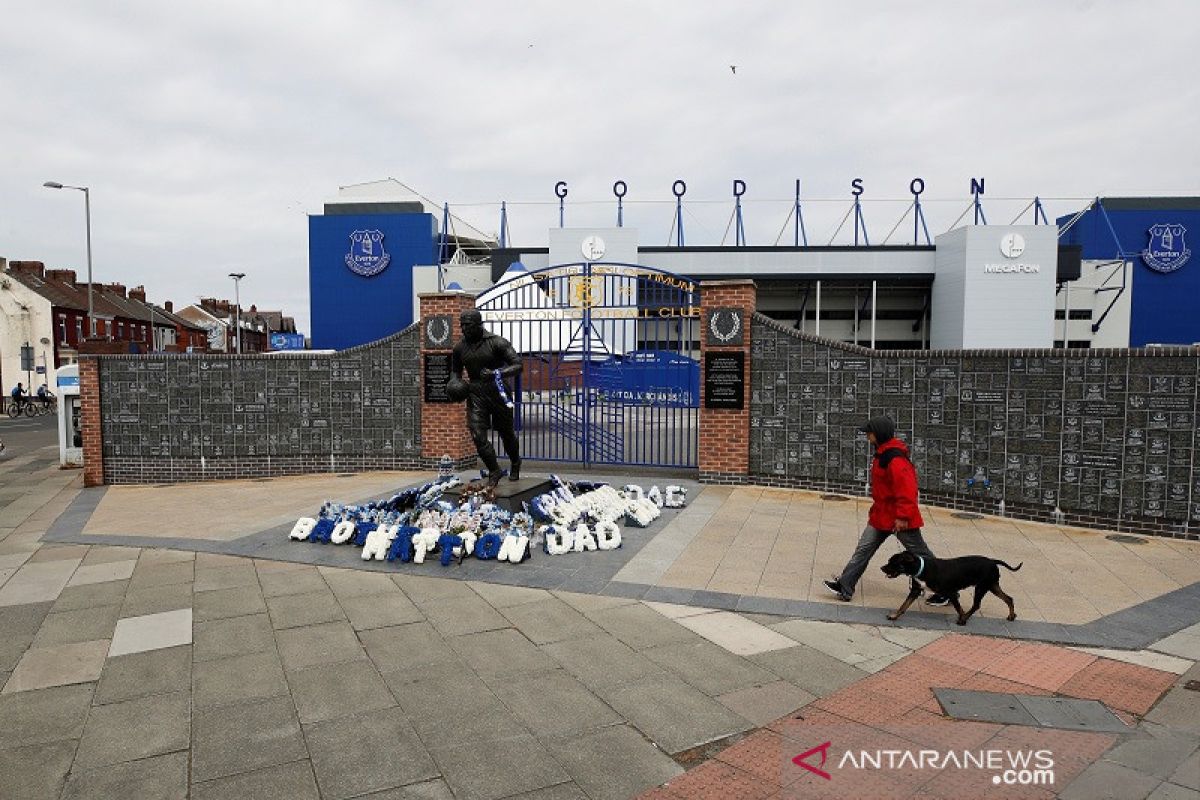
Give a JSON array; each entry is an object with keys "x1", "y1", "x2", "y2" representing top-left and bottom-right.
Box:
[{"x1": 475, "y1": 532, "x2": 503, "y2": 560}]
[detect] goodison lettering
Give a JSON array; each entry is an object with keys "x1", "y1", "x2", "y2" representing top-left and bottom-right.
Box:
[{"x1": 983, "y1": 264, "x2": 1041, "y2": 274}]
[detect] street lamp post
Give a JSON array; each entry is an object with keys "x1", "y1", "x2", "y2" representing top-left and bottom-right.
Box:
[
  {"x1": 228, "y1": 273, "x2": 245, "y2": 354},
  {"x1": 43, "y1": 182, "x2": 95, "y2": 337}
]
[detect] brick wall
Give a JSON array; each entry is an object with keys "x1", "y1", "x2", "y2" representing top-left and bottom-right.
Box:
[
  {"x1": 79, "y1": 357, "x2": 103, "y2": 487},
  {"x1": 419, "y1": 293, "x2": 477, "y2": 469},
  {"x1": 698, "y1": 280, "x2": 756, "y2": 484},
  {"x1": 747, "y1": 314, "x2": 1200, "y2": 540}
]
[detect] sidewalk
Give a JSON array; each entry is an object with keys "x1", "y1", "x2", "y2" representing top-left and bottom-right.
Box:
[{"x1": 1, "y1": 441, "x2": 1198, "y2": 798}]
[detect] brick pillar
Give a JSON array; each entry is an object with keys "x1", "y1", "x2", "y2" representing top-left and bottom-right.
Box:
[
  {"x1": 698, "y1": 280, "x2": 756, "y2": 484},
  {"x1": 419, "y1": 292, "x2": 478, "y2": 469},
  {"x1": 79, "y1": 356, "x2": 104, "y2": 487}
]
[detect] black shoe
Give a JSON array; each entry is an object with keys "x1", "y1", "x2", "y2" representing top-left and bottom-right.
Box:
[
  {"x1": 486, "y1": 470, "x2": 505, "y2": 486},
  {"x1": 926, "y1": 594, "x2": 951, "y2": 607},
  {"x1": 509, "y1": 462, "x2": 521, "y2": 481},
  {"x1": 823, "y1": 579, "x2": 852, "y2": 602}
]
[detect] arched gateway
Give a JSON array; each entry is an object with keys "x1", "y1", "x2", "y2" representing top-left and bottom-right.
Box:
[{"x1": 474, "y1": 261, "x2": 699, "y2": 468}]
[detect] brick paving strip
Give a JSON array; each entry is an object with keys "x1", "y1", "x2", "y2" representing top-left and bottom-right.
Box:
[{"x1": 638, "y1": 634, "x2": 1200, "y2": 800}]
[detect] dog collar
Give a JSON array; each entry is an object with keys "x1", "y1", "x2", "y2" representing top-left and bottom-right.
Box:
[{"x1": 914, "y1": 556, "x2": 925, "y2": 579}]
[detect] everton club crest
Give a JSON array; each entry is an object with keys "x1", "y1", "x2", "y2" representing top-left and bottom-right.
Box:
[
  {"x1": 345, "y1": 230, "x2": 391, "y2": 277},
  {"x1": 1142, "y1": 224, "x2": 1190, "y2": 274}
]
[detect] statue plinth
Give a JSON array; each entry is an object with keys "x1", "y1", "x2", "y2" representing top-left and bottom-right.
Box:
[{"x1": 442, "y1": 476, "x2": 555, "y2": 514}]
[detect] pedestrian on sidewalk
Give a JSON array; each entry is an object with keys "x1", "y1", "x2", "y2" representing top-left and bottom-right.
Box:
[{"x1": 824, "y1": 416, "x2": 950, "y2": 606}]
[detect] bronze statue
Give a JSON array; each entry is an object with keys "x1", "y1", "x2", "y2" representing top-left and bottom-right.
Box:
[{"x1": 450, "y1": 310, "x2": 523, "y2": 483}]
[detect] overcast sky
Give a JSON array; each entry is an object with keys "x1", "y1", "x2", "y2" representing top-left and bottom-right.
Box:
[{"x1": 2, "y1": 1, "x2": 1197, "y2": 335}]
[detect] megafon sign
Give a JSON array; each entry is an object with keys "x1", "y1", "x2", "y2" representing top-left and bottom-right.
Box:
[{"x1": 984, "y1": 232, "x2": 1041, "y2": 274}]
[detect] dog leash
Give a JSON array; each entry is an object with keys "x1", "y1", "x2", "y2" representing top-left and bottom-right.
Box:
[{"x1": 913, "y1": 556, "x2": 925, "y2": 579}]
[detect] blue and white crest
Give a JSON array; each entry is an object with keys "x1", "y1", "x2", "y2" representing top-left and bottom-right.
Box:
[
  {"x1": 1142, "y1": 223, "x2": 1190, "y2": 273},
  {"x1": 345, "y1": 230, "x2": 391, "y2": 277}
]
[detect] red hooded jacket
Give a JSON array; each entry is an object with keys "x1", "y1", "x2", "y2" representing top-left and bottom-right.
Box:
[{"x1": 868, "y1": 438, "x2": 924, "y2": 531}]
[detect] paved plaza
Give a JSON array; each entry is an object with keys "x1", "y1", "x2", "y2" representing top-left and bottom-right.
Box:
[{"x1": 1, "y1": 422, "x2": 1198, "y2": 798}]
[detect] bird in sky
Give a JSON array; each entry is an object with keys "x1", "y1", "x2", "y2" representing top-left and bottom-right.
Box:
[{"x1": 730, "y1": 65, "x2": 737, "y2": 74}]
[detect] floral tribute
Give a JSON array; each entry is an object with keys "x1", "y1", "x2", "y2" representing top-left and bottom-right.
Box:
[{"x1": 287, "y1": 475, "x2": 688, "y2": 568}]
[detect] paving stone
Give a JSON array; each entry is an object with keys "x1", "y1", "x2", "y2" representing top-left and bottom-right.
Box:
[
  {"x1": 543, "y1": 724, "x2": 683, "y2": 800},
  {"x1": 95, "y1": 644, "x2": 192, "y2": 705},
  {"x1": 385, "y1": 669, "x2": 527, "y2": 747},
  {"x1": 52, "y1": 579, "x2": 130, "y2": 613},
  {"x1": 32, "y1": 603, "x2": 121, "y2": 647},
  {"x1": 80, "y1": 546, "x2": 143, "y2": 566},
  {"x1": 552, "y1": 589, "x2": 639, "y2": 614},
  {"x1": 120, "y1": 582, "x2": 193, "y2": 618},
  {"x1": 194, "y1": 563, "x2": 260, "y2": 593},
  {"x1": 194, "y1": 584, "x2": 268, "y2": 623},
  {"x1": 431, "y1": 733, "x2": 568, "y2": 800},
  {"x1": 468, "y1": 580, "x2": 551, "y2": 608},
  {"x1": 1147, "y1": 781, "x2": 1200, "y2": 800},
  {"x1": 128, "y1": 561, "x2": 194, "y2": 590},
  {"x1": 717, "y1": 680, "x2": 819, "y2": 726},
  {"x1": 305, "y1": 707, "x2": 438, "y2": 799},
  {"x1": 339, "y1": 591, "x2": 424, "y2": 631},
  {"x1": 319, "y1": 567, "x2": 401, "y2": 598},
  {"x1": 193, "y1": 650, "x2": 289, "y2": 710},
  {"x1": 4, "y1": 639, "x2": 108, "y2": 693},
  {"x1": 137, "y1": 549, "x2": 196, "y2": 565},
  {"x1": 276, "y1": 621, "x2": 365, "y2": 671},
  {"x1": 74, "y1": 690, "x2": 190, "y2": 768},
  {"x1": 361, "y1": 622, "x2": 461, "y2": 673},
  {"x1": 769, "y1": 619, "x2": 910, "y2": 665},
  {"x1": 1103, "y1": 722, "x2": 1200, "y2": 782},
  {"x1": 499, "y1": 597, "x2": 606, "y2": 645},
  {"x1": 1059, "y1": 759, "x2": 1164, "y2": 800},
  {"x1": 258, "y1": 567, "x2": 327, "y2": 598},
  {"x1": 448, "y1": 627, "x2": 554, "y2": 680},
  {"x1": 193, "y1": 613, "x2": 276, "y2": 662},
  {"x1": 288, "y1": 657, "x2": 395, "y2": 724},
  {"x1": 497, "y1": 668, "x2": 622, "y2": 737},
  {"x1": 266, "y1": 589, "x2": 346, "y2": 630},
  {"x1": 192, "y1": 695, "x2": 308, "y2": 783},
  {"x1": 594, "y1": 671, "x2": 754, "y2": 754},
  {"x1": 1170, "y1": 749, "x2": 1199, "y2": 790},
  {"x1": 396, "y1": 573, "x2": 479, "y2": 603},
  {"x1": 494, "y1": 785, "x2": 586, "y2": 800},
  {"x1": 61, "y1": 751, "x2": 188, "y2": 800},
  {"x1": 66, "y1": 559, "x2": 137, "y2": 588},
  {"x1": 643, "y1": 639, "x2": 779, "y2": 696},
  {"x1": 28, "y1": 544, "x2": 90, "y2": 562},
  {"x1": 357, "y1": 779, "x2": 457, "y2": 800},
  {"x1": 587, "y1": 602, "x2": 702, "y2": 651},
  {"x1": 541, "y1": 633, "x2": 666, "y2": 691},
  {"x1": 192, "y1": 760, "x2": 320, "y2": 800},
  {"x1": 0, "y1": 739, "x2": 77, "y2": 800},
  {"x1": 109, "y1": 607, "x2": 193, "y2": 656},
  {"x1": 677, "y1": 610, "x2": 800, "y2": 656},
  {"x1": 0, "y1": 682, "x2": 94, "y2": 749},
  {"x1": 0, "y1": 601, "x2": 52, "y2": 671},
  {"x1": 748, "y1": 644, "x2": 870, "y2": 696},
  {"x1": 422, "y1": 593, "x2": 510, "y2": 637},
  {"x1": 1147, "y1": 689, "x2": 1200, "y2": 736}
]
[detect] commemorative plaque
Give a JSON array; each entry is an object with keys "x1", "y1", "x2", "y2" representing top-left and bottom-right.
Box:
[
  {"x1": 705, "y1": 352, "x2": 744, "y2": 409},
  {"x1": 423, "y1": 353, "x2": 453, "y2": 403}
]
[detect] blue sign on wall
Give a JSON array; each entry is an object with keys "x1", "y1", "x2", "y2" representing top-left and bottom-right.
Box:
[
  {"x1": 270, "y1": 333, "x2": 307, "y2": 351},
  {"x1": 309, "y1": 213, "x2": 436, "y2": 350},
  {"x1": 1058, "y1": 200, "x2": 1200, "y2": 346}
]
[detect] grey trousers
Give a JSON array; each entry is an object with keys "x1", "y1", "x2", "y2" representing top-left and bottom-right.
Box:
[{"x1": 835, "y1": 526, "x2": 935, "y2": 596}]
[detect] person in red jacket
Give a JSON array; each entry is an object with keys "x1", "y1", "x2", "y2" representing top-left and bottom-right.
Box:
[{"x1": 824, "y1": 416, "x2": 949, "y2": 605}]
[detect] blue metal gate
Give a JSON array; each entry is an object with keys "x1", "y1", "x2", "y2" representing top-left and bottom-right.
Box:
[{"x1": 476, "y1": 261, "x2": 699, "y2": 468}]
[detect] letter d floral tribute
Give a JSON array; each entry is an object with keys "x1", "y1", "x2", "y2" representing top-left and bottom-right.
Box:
[{"x1": 288, "y1": 475, "x2": 688, "y2": 567}]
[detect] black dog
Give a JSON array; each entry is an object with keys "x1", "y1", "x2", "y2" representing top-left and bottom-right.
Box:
[{"x1": 880, "y1": 551, "x2": 1022, "y2": 626}]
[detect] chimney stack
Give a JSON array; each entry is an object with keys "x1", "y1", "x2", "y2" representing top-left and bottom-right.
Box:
[
  {"x1": 129, "y1": 285, "x2": 147, "y2": 302},
  {"x1": 8, "y1": 260, "x2": 45, "y2": 278},
  {"x1": 164, "y1": 300, "x2": 174, "y2": 313},
  {"x1": 104, "y1": 283, "x2": 127, "y2": 298},
  {"x1": 45, "y1": 269, "x2": 78, "y2": 284}
]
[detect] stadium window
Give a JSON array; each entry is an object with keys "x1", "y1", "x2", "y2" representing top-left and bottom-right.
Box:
[
  {"x1": 1068, "y1": 309, "x2": 1093, "y2": 320},
  {"x1": 1067, "y1": 340, "x2": 1091, "y2": 349}
]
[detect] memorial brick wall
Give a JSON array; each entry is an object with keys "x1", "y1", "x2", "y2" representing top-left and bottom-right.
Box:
[
  {"x1": 91, "y1": 325, "x2": 423, "y2": 484},
  {"x1": 749, "y1": 314, "x2": 1200, "y2": 540}
]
